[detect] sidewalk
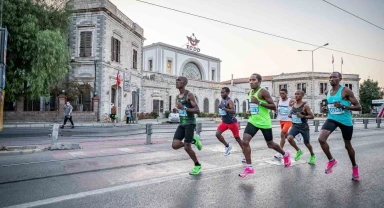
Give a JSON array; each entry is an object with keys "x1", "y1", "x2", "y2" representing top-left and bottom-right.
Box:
[{"x1": 1, "y1": 122, "x2": 381, "y2": 157}]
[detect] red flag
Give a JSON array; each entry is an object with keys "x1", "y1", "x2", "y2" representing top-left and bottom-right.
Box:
[
  {"x1": 332, "y1": 55, "x2": 334, "y2": 64},
  {"x1": 116, "y1": 71, "x2": 121, "y2": 87}
]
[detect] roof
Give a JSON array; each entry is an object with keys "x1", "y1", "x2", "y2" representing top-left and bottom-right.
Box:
[{"x1": 221, "y1": 76, "x2": 273, "y2": 84}]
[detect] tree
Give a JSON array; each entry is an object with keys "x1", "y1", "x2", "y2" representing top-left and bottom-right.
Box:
[
  {"x1": 3, "y1": 0, "x2": 72, "y2": 101},
  {"x1": 359, "y1": 79, "x2": 382, "y2": 114}
]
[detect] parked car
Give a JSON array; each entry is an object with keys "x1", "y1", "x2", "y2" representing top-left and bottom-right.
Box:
[{"x1": 168, "y1": 112, "x2": 180, "y2": 123}]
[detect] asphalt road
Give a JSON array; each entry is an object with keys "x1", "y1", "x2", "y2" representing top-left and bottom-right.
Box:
[{"x1": 0, "y1": 125, "x2": 383, "y2": 208}]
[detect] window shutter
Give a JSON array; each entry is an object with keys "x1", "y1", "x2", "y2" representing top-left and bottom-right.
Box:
[
  {"x1": 84, "y1": 31, "x2": 92, "y2": 57},
  {"x1": 80, "y1": 32, "x2": 86, "y2": 57},
  {"x1": 111, "y1": 37, "x2": 115, "y2": 61}
]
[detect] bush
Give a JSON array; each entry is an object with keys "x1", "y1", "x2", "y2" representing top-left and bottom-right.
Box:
[
  {"x1": 164, "y1": 111, "x2": 170, "y2": 118},
  {"x1": 352, "y1": 113, "x2": 376, "y2": 118},
  {"x1": 199, "y1": 112, "x2": 208, "y2": 118},
  {"x1": 151, "y1": 111, "x2": 159, "y2": 119}
]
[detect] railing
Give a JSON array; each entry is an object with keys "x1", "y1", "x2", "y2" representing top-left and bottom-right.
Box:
[{"x1": 49, "y1": 118, "x2": 383, "y2": 147}]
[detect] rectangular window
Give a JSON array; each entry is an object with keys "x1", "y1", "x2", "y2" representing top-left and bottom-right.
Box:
[
  {"x1": 169, "y1": 96, "x2": 172, "y2": 111},
  {"x1": 212, "y1": 70, "x2": 215, "y2": 81},
  {"x1": 345, "y1": 84, "x2": 352, "y2": 90},
  {"x1": 320, "y1": 83, "x2": 328, "y2": 94},
  {"x1": 279, "y1": 84, "x2": 287, "y2": 91},
  {"x1": 297, "y1": 83, "x2": 306, "y2": 93},
  {"x1": 133, "y1": 49, "x2": 138, "y2": 69},
  {"x1": 80, "y1": 31, "x2": 92, "y2": 57},
  {"x1": 111, "y1": 37, "x2": 120, "y2": 62},
  {"x1": 149, "y1": 60, "x2": 153, "y2": 71},
  {"x1": 167, "y1": 60, "x2": 172, "y2": 74},
  {"x1": 153, "y1": 100, "x2": 164, "y2": 113}
]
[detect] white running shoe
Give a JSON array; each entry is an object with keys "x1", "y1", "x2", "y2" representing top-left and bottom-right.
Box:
[
  {"x1": 274, "y1": 152, "x2": 283, "y2": 159},
  {"x1": 242, "y1": 155, "x2": 246, "y2": 163},
  {"x1": 224, "y1": 143, "x2": 232, "y2": 156}
]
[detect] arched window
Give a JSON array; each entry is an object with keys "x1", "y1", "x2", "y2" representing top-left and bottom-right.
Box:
[
  {"x1": 204, "y1": 98, "x2": 209, "y2": 113},
  {"x1": 214, "y1": 99, "x2": 220, "y2": 113}
]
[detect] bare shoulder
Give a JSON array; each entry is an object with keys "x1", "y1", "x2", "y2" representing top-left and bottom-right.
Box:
[{"x1": 342, "y1": 86, "x2": 354, "y2": 97}]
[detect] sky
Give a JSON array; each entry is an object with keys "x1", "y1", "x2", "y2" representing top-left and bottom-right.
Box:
[{"x1": 111, "y1": 0, "x2": 384, "y2": 86}]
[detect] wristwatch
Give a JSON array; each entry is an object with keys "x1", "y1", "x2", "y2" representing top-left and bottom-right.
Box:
[{"x1": 342, "y1": 105, "x2": 346, "y2": 109}]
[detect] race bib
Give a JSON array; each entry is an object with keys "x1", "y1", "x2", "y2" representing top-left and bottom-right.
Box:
[
  {"x1": 328, "y1": 104, "x2": 344, "y2": 115},
  {"x1": 279, "y1": 106, "x2": 289, "y2": 115},
  {"x1": 178, "y1": 108, "x2": 187, "y2": 117},
  {"x1": 249, "y1": 103, "x2": 259, "y2": 115},
  {"x1": 291, "y1": 114, "x2": 302, "y2": 124},
  {"x1": 219, "y1": 109, "x2": 227, "y2": 116}
]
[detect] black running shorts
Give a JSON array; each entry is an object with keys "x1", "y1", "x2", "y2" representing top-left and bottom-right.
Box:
[
  {"x1": 321, "y1": 119, "x2": 354, "y2": 140},
  {"x1": 244, "y1": 122, "x2": 273, "y2": 141},
  {"x1": 173, "y1": 124, "x2": 196, "y2": 143},
  {"x1": 288, "y1": 126, "x2": 310, "y2": 144}
]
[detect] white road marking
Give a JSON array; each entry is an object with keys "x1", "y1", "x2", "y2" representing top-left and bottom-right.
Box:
[
  {"x1": 5, "y1": 138, "x2": 384, "y2": 208},
  {"x1": 68, "y1": 152, "x2": 87, "y2": 157}
]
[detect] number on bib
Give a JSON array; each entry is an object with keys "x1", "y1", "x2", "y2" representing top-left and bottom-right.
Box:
[
  {"x1": 219, "y1": 109, "x2": 227, "y2": 116},
  {"x1": 249, "y1": 103, "x2": 259, "y2": 115},
  {"x1": 178, "y1": 109, "x2": 187, "y2": 117},
  {"x1": 279, "y1": 106, "x2": 289, "y2": 115},
  {"x1": 291, "y1": 115, "x2": 302, "y2": 124},
  {"x1": 328, "y1": 104, "x2": 344, "y2": 115}
]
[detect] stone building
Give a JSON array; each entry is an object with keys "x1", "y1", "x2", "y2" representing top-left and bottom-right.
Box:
[
  {"x1": 68, "y1": 0, "x2": 145, "y2": 121},
  {"x1": 222, "y1": 72, "x2": 360, "y2": 114},
  {"x1": 142, "y1": 43, "x2": 248, "y2": 115}
]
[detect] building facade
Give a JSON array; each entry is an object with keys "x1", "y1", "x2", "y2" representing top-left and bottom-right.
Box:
[
  {"x1": 142, "y1": 44, "x2": 248, "y2": 115},
  {"x1": 68, "y1": 0, "x2": 144, "y2": 121},
  {"x1": 221, "y1": 72, "x2": 360, "y2": 114},
  {"x1": 143, "y1": 43, "x2": 221, "y2": 82}
]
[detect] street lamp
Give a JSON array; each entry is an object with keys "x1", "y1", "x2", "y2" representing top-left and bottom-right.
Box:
[{"x1": 298, "y1": 43, "x2": 329, "y2": 113}]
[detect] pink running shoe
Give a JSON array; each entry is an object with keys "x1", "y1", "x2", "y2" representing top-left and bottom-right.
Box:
[
  {"x1": 239, "y1": 167, "x2": 255, "y2": 178},
  {"x1": 352, "y1": 166, "x2": 360, "y2": 181},
  {"x1": 283, "y1": 151, "x2": 291, "y2": 168},
  {"x1": 325, "y1": 159, "x2": 338, "y2": 174}
]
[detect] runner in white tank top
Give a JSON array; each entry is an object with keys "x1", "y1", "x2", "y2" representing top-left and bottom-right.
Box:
[{"x1": 274, "y1": 89, "x2": 296, "y2": 159}]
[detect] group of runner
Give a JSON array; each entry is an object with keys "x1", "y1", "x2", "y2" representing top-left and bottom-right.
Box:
[{"x1": 171, "y1": 72, "x2": 361, "y2": 181}]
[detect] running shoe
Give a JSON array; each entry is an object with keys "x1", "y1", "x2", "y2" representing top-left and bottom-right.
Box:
[
  {"x1": 224, "y1": 143, "x2": 232, "y2": 156},
  {"x1": 325, "y1": 159, "x2": 338, "y2": 174},
  {"x1": 283, "y1": 151, "x2": 291, "y2": 168},
  {"x1": 189, "y1": 165, "x2": 202, "y2": 175},
  {"x1": 193, "y1": 135, "x2": 202, "y2": 151},
  {"x1": 274, "y1": 152, "x2": 282, "y2": 160},
  {"x1": 295, "y1": 150, "x2": 303, "y2": 161},
  {"x1": 239, "y1": 167, "x2": 254, "y2": 178},
  {"x1": 352, "y1": 166, "x2": 360, "y2": 181},
  {"x1": 308, "y1": 155, "x2": 316, "y2": 165}
]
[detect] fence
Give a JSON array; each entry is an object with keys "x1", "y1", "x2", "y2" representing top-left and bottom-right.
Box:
[{"x1": 50, "y1": 118, "x2": 382, "y2": 146}]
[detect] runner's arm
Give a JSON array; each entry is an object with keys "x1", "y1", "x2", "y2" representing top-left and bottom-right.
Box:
[
  {"x1": 344, "y1": 88, "x2": 361, "y2": 111},
  {"x1": 303, "y1": 104, "x2": 314, "y2": 119},
  {"x1": 186, "y1": 92, "x2": 200, "y2": 114},
  {"x1": 224, "y1": 100, "x2": 236, "y2": 114},
  {"x1": 260, "y1": 90, "x2": 277, "y2": 111}
]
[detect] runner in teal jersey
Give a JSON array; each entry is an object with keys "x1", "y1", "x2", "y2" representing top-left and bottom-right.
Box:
[{"x1": 318, "y1": 72, "x2": 362, "y2": 180}]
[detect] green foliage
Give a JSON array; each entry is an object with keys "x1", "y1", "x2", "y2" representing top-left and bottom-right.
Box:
[
  {"x1": 359, "y1": 79, "x2": 382, "y2": 114},
  {"x1": 3, "y1": 0, "x2": 72, "y2": 101},
  {"x1": 151, "y1": 111, "x2": 159, "y2": 119},
  {"x1": 164, "y1": 111, "x2": 170, "y2": 118}
]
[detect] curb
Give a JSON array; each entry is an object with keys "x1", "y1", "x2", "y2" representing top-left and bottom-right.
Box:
[{"x1": 0, "y1": 148, "x2": 46, "y2": 156}]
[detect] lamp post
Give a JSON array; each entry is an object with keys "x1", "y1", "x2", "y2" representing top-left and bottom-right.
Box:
[{"x1": 298, "y1": 43, "x2": 329, "y2": 113}]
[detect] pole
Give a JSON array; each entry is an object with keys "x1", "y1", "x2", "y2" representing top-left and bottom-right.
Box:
[
  {"x1": 0, "y1": 90, "x2": 4, "y2": 131},
  {"x1": 135, "y1": 89, "x2": 139, "y2": 124},
  {"x1": 94, "y1": 60, "x2": 97, "y2": 95},
  {"x1": 311, "y1": 51, "x2": 314, "y2": 112}
]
